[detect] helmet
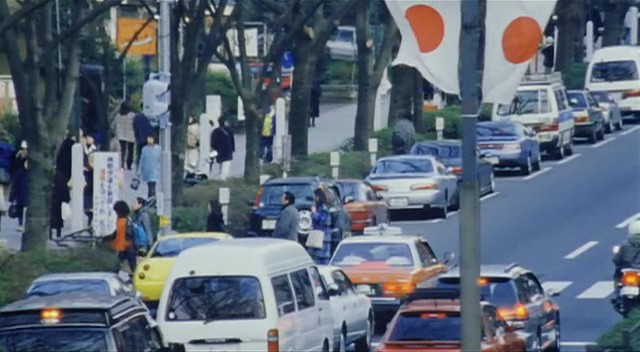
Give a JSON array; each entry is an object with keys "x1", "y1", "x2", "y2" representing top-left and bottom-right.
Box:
[{"x1": 628, "y1": 219, "x2": 640, "y2": 237}]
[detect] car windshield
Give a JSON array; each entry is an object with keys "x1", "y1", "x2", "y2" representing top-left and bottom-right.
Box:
[
  {"x1": 590, "y1": 91, "x2": 611, "y2": 103},
  {"x1": 331, "y1": 242, "x2": 414, "y2": 267},
  {"x1": 566, "y1": 92, "x2": 587, "y2": 109},
  {"x1": 590, "y1": 60, "x2": 639, "y2": 82},
  {"x1": 152, "y1": 237, "x2": 219, "y2": 258},
  {"x1": 26, "y1": 280, "x2": 110, "y2": 298},
  {"x1": 337, "y1": 183, "x2": 365, "y2": 202},
  {"x1": 436, "y1": 277, "x2": 518, "y2": 306},
  {"x1": 372, "y1": 159, "x2": 433, "y2": 175},
  {"x1": 166, "y1": 276, "x2": 266, "y2": 321},
  {"x1": 477, "y1": 124, "x2": 518, "y2": 137},
  {"x1": 497, "y1": 89, "x2": 550, "y2": 115},
  {"x1": 0, "y1": 328, "x2": 109, "y2": 352},
  {"x1": 261, "y1": 184, "x2": 314, "y2": 206},
  {"x1": 411, "y1": 145, "x2": 461, "y2": 159},
  {"x1": 388, "y1": 312, "x2": 461, "y2": 341}
]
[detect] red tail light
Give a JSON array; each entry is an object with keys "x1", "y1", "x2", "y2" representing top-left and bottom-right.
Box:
[
  {"x1": 253, "y1": 187, "x2": 263, "y2": 209},
  {"x1": 371, "y1": 184, "x2": 388, "y2": 192},
  {"x1": 623, "y1": 90, "x2": 640, "y2": 98},
  {"x1": 539, "y1": 122, "x2": 559, "y2": 132},
  {"x1": 449, "y1": 167, "x2": 462, "y2": 175}
]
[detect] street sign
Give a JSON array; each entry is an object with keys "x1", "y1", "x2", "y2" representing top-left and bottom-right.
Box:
[{"x1": 92, "y1": 152, "x2": 120, "y2": 238}]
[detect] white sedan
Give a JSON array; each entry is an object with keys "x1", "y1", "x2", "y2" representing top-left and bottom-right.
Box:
[{"x1": 318, "y1": 265, "x2": 374, "y2": 352}]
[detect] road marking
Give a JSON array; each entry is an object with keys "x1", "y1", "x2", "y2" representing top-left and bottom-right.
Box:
[
  {"x1": 428, "y1": 219, "x2": 443, "y2": 224},
  {"x1": 522, "y1": 167, "x2": 551, "y2": 181},
  {"x1": 564, "y1": 241, "x2": 599, "y2": 259},
  {"x1": 449, "y1": 210, "x2": 459, "y2": 216},
  {"x1": 576, "y1": 281, "x2": 614, "y2": 299},
  {"x1": 557, "y1": 153, "x2": 581, "y2": 165},
  {"x1": 616, "y1": 212, "x2": 640, "y2": 229},
  {"x1": 561, "y1": 342, "x2": 596, "y2": 347},
  {"x1": 592, "y1": 137, "x2": 616, "y2": 148},
  {"x1": 621, "y1": 125, "x2": 640, "y2": 136},
  {"x1": 480, "y1": 192, "x2": 499, "y2": 201},
  {"x1": 541, "y1": 281, "x2": 573, "y2": 294}
]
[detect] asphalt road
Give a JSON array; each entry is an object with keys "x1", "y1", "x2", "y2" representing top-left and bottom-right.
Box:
[{"x1": 377, "y1": 124, "x2": 640, "y2": 350}]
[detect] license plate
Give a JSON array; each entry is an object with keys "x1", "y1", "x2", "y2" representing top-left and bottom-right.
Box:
[
  {"x1": 261, "y1": 219, "x2": 276, "y2": 230},
  {"x1": 539, "y1": 134, "x2": 553, "y2": 142},
  {"x1": 622, "y1": 286, "x2": 639, "y2": 296},
  {"x1": 484, "y1": 157, "x2": 499, "y2": 165},
  {"x1": 389, "y1": 198, "x2": 408, "y2": 208}
]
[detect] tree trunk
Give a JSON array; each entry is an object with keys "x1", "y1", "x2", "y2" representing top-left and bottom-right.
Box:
[
  {"x1": 353, "y1": 1, "x2": 373, "y2": 151},
  {"x1": 413, "y1": 71, "x2": 426, "y2": 133},
  {"x1": 602, "y1": 0, "x2": 632, "y2": 47},
  {"x1": 555, "y1": 0, "x2": 580, "y2": 73},
  {"x1": 289, "y1": 44, "x2": 317, "y2": 157},
  {"x1": 244, "y1": 104, "x2": 261, "y2": 182},
  {"x1": 388, "y1": 65, "x2": 414, "y2": 126}
]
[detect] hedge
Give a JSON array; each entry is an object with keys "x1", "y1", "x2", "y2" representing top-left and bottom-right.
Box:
[{"x1": 596, "y1": 308, "x2": 640, "y2": 351}]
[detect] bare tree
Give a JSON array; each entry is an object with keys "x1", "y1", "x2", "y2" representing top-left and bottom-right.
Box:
[
  {"x1": 555, "y1": 0, "x2": 586, "y2": 73},
  {"x1": 600, "y1": 0, "x2": 632, "y2": 47}
]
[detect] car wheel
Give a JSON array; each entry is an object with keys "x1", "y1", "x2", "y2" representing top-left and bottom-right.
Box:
[
  {"x1": 488, "y1": 172, "x2": 496, "y2": 193},
  {"x1": 335, "y1": 327, "x2": 346, "y2": 352},
  {"x1": 528, "y1": 330, "x2": 543, "y2": 352},
  {"x1": 532, "y1": 153, "x2": 541, "y2": 171},
  {"x1": 605, "y1": 120, "x2": 613, "y2": 133},
  {"x1": 548, "y1": 314, "x2": 561, "y2": 352},
  {"x1": 596, "y1": 126, "x2": 605, "y2": 141},
  {"x1": 587, "y1": 129, "x2": 597, "y2": 144},
  {"x1": 323, "y1": 339, "x2": 330, "y2": 352},
  {"x1": 437, "y1": 192, "x2": 449, "y2": 219},
  {"x1": 563, "y1": 141, "x2": 573, "y2": 156},
  {"x1": 555, "y1": 138, "x2": 565, "y2": 160},
  {"x1": 520, "y1": 155, "x2": 532, "y2": 176},
  {"x1": 355, "y1": 315, "x2": 373, "y2": 352}
]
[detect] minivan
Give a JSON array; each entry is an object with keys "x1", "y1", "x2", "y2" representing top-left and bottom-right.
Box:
[
  {"x1": 585, "y1": 46, "x2": 640, "y2": 120},
  {"x1": 157, "y1": 238, "x2": 335, "y2": 352}
]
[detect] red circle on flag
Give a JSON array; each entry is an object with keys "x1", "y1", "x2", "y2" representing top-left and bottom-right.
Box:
[
  {"x1": 502, "y1": 16, "x2": 543, "y2": 64},
  {"x1": 405, "y1": 5, "x2": 445, "y2": 54}
]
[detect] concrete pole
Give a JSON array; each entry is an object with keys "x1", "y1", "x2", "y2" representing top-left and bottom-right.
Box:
[
  {"x1": 436, "y1": 117, "x2": 444, "y2": 141},
  {"x1": 553, "y1": 15, "x2": 559, "y2": 72},
  {"x1": 459, "y1": 0, "x2": 481, "y2": 351},
  {"x1": 368, "y1": 138, "x2": 378, "y2": 168},
  {"x1": 70, "y1": 143, "x2": 85, "y2": 232},
  {"x1": 631, "y1": 7, "x2": 639, "y2": 45},
  {"x1": 158, "y1": 0, "x2": 173, "y2": 235},
  {"x1": 586, "y1": 21, "x2": 594, "y2": 62},
  {"x1": 219, "y1": 187, "x2": 230, "y2": 225},
  {"x1": 275, "y1": 97, "x2": 286, "y2": 162},
  {"x1": 330, "y1": 152, "x2": 340, "y2": 179}
]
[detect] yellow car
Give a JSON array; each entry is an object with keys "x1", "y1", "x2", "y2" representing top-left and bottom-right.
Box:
[{"x1": 133, "y1": 232, "x2": 232, "y2": 307}]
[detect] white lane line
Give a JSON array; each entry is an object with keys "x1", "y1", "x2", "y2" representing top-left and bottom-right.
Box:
[
  {"x1": 621, "y1": 125, "x2": 640, "y2": 136},
  {"x1": 592, "y1": 137, "x2": 616, "y2": 149},
  {"x1": 564, "y1": 241, "x2": 599, "y2": 259},
  {"x1": 522, "y1": 167, "x2": 551, "y2": 181},
  {"x1": 561, "y1": 342, "x2": 596, "y2": 347},
  {"x1": 541, "y1": 281, "x2": 573, "y2": 294},
  {"x1": 616, "y1": 212, "x2": 640, "y2": 229},
  {"x1": 557, "y1": 153, "x2": 581, "y2": 165},
  {"x1": 480, "y1": 192, "x2": 500, "y2": 201},
  {"x1": 428, "y1": 219, "x2": 443, "y2": 224},
  {"x1": 576, "y1": 281, "x2": 614, "y2": 299}
]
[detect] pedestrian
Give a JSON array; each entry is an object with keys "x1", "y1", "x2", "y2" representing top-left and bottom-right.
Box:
[
  {"x1": 116, "y1": 101, "x2": 136, "y2": 170},
  {"x1": 133, "y1": 112, "x2": 154, "y2": 167},
  {"x1": 83, "y1": 133, "x2": 97, "y2": 168},
  {"x1": 206, "y1": 199, "x2": 225, "y2": 232},
  {"x1": 260, "y1": 106, "x2": 275, "y2": 163},
  {"x1": 307, "y1": 188, "x2": 331, "y2": 264},
  {"x1": 83, "y1": 153, "x2": 95, "y2": 226},
  {"x1": 309, "y1": 77, "x2": 321, "y2": 127},
  {"x1": 210, "y1": 116, "x2": 235, "y2": 180},
  {"x1": 185, "y1": 116, "x2": 200, "y2": 174},
  {"x1": 50, "y1": 170, "x2": 70, "y2": 239},
  {"x1": 132, "y1": 197, "x2": 154, "y2": 248},
  {"x1": 55, "y1": 132, "x2": 74, "y2": 182},
  {"x1": 111, "y1": 200, "x2": 136, "y2": 273},
  {"x1": 137, "y1": 134, "x2": 161, "y2": 199},
  {"x1": 0, "y1": 130, "x2": 14, "y2": 229},
  {"x1": 9, "y1": 145, "x2": 28, "y2": 232},
  {"x1": 272, "y1": 192, "x2": 299, "y2": 241}
]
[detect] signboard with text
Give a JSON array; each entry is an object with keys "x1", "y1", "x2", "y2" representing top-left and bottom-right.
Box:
[{"x1": 92, "y1": 153, "x2": 120, "y2": 237}]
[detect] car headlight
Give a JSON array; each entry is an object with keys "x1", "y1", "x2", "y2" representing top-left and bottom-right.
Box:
[{"x1": 299, "y1": 210, "x2": 312, "y2": 234}]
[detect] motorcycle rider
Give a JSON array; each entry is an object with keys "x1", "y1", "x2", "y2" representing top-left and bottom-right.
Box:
[{"x1": 612, "y1": 219, "x2": 640, "y2": 307}]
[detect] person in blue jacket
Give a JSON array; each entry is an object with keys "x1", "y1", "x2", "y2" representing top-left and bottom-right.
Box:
[
  {"x1": 137, "y1": 134, "x2": 161, "y2": 199},
  {"x1": 308, "y1": 188, "x2": 332, "y2": 264}
]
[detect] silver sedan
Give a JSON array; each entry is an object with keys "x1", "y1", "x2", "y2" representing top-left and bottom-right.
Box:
[{"x1": 365, "y1": 155, "x2": 458, "y2": 218}]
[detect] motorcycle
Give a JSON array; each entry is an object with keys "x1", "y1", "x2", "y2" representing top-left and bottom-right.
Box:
[{"x1": 612, "y1": 245, "x2": 640, "y2": 317}]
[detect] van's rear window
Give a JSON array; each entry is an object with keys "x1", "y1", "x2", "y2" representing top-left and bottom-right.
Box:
[
  {"x1": 166, "y1": 276, "x2": 266, "y2": 321},
  {"x1": 591, "y1": 60, "x2": 639, "y2": 82}
]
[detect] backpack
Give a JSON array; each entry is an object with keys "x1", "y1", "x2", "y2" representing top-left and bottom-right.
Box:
[{"x1": 129, "y1": 221, "x2": 149, "y2": 250}]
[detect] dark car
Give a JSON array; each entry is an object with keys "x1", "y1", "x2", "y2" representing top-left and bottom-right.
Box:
[
  {"x1": 590, "y1": 90, "x2": 624, "y2": 133},
  {"x1": 567, "y1": 90, "x2": 606, "y2": 143},
  {"x1": 248, "y1": 177, "x2": 351, "y2": 253},
  {"x1": 477, "y1": 120, "x2": 542, "y2": 175},
  {"x1": 409, "y1": 140, "x2": 495, "y2": 200}
]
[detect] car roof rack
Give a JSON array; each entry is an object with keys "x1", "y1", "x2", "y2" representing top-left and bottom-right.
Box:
[
  {"x1": 521, "y1": 72, "x2": 563, "y2": 86},
  {"x1": 504, "y1": 262, "x2": 519, "y2": 273}
]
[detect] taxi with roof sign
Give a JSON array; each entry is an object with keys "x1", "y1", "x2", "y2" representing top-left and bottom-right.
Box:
[{"x1": 328, "y1": 224, "x2": 453, "y2": 327}]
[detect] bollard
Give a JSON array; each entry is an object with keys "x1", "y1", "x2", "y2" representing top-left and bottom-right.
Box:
[
  {"x1": 259, "y1": 175, "x2": 271, "y2": 185},
  {"x1": 330, "y1": 152, "x2": 340, "y2": 179},
  {"x1": 436, "y1": 117, "x2": 445, "y2": 141},
  {"x1": 237, "y1": 96, "x2": 245, "y2": 122},
  {"x1": 70, "y1": 143, "x2": 84, "y2": 232},
  {"x1": 274, "y1": 98, "x2": 286, "y2": 162},
  {"x1": 585, "y1": 21, "x2": 594, "y2": 62},
  {"x1": 368, "y1": 138, "x2": 378, "y2": 168},
  {"x1": 282, "y1": 135, "x2": 292, "y2": 178},
  {"x1": 219, "y1": 187, "x2": 230, "y2": 226},
  {"x1": 631, "y1": 6, "x2": 639, "y2": 46}
]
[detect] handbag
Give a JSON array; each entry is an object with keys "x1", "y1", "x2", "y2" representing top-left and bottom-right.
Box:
[
  {"x1": 8, "y1": 203, "x2": 18, "y2": 219},
  {"x1": 0, "y1": 168, "x2": 10, "y2": 185},
  {"x1": 306, "y1": 230, "x2": 325, "y2": 249},
  {"x1": 61, "y1": 202, "x2": 71, "y2": 221},
  {"x1": 130, "y1": 177, "x2": 140, "y2": 190}
]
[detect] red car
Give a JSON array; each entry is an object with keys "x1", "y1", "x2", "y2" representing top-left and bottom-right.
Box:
[{"x1": 335, "y1": 180, "x2": 389, "y2": 235}]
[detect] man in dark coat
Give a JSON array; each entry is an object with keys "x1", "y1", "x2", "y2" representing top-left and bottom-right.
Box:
[
  {"x1": 50, "y1": 170, "x2": 70, "y2": 239},
  {"x1": 210, "y1": 117, "x2": 235, "y2": 180},
  {"x1": 56, "y1": 133, "x2": 75, "y2": 183},
  {"x1": 133, "y1": 113, "x2": 154, "y2": 167},
  {"x1": 273, "y1": 192, "x2": 299, "y2": 242}
]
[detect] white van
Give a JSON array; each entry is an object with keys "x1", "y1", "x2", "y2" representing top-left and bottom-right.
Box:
[
  {"x1": 492, "y1": 72, "x2": 574, "y2": 159},
  {"x1": 585, "y1": 46, "x2": 640, "y2": 119},
  {"x1": 156, "y1": 238, "x2": 334, "y2": 352}
]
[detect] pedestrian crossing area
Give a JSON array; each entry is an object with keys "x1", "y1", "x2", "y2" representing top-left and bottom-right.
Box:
[{"x1": 542, "y1": 281, "x2": 615, "y2": 299}]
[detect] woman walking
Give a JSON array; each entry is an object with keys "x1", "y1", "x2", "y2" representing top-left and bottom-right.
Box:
[
  {"x1": 50, "y1": 170, "x2": 70, "y2": 239},
  {"x1": 307, "y1": 188, "x2": 331, "y2": 264},
  {"x1": 111, "y1": 200, "x2": 136, "y2": 273},
  {"x1": 185, "y1": 116, "x2": 200, "y2": 174},
  {"x1": 137, "y1": 134, "x2": 161, "y2": 199}
]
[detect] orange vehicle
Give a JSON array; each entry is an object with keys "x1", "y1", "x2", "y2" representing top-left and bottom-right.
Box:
[
  {"x1": 328, "y1": 225, "x2": 452, "y2": 326},
  {"x1": 335, "y1": 179, "x2": 389, "y2": 234},
  {"x1": 376, "y1": 288, "x2": 526, "y2": 352}
]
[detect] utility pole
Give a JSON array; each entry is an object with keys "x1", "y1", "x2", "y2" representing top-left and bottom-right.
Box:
[
  {"x1": 459, "y1": 0, "x2": 481, "y2": 351},
  {"x1": 158, "y1": 0, "x2": 173, "y2": 234}
]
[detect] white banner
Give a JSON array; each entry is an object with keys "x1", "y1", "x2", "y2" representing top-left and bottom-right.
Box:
[{"x1": 92, "y1": 152, "x2": 120, "y2": 237}]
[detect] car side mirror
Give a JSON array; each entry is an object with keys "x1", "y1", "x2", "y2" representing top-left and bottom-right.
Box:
[
  {"x1": 328, "y1": 284, "x2": 340, "y2": 296},
  {"x1": 355, "y1": 285, "x2": 372, "y2": 295},
  {"x1": 442, "y1": 252, "x2": 455, "y2": 264},
  {"x1": 546, "y1": 289, "x2": 560, "y2": 297},
  {"x1": 344, "y1": 196, "x2": 355, "y2": 204}
]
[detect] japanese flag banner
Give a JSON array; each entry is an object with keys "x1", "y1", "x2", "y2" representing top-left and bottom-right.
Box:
[
  {"x1": 385, "y1": 0, "x2": 461, "y2": 94},
  {"x1": 482, "y1": 0, "x2": 557, "y2": 104}
]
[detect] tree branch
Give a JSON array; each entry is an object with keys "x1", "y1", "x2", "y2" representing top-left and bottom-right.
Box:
[
  {"x1": 372, "y1": 19, "x2": 399, "y2": 81},
  {"x1": 0, "y1": 0, "x2": 50, "y2": 35},
  {"x1": 313, "y1": 0, "x2": 359, "y2": 51},
  {"x1": 258, "y1": 0, "x2": 287, "y2": 14},
  {"x1": 217, "y1": 36, "x2": 249, "y2": 102}
]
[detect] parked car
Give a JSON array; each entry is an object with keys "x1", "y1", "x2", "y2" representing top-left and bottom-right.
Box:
[
  {"x1": 248, "y1": 177, "x2": 351, "y2": 253},
  {"x1": 326, "y1": 26, "x2": 356, "y2": 61},
  {"x1": 365, "y1": 155, "x2": 459, "y2": 218},
  {"x1": 318, "y1": 265, "x2": 373, "y2": 352},
  {"x1": 376, "y1": 288, "x2": 525, "y2": 352},
  {"x1": 590, "y1": 90, "x2": 624, "y2": 132},
  {"x1": 409, "y1": 140, "x2": 495, "y2": 197},
  {"x1": 334, "y1": 179, "x2": 389, "y2": 235},
  {"x1": 435, "y1": 263, "x2": 561, "y2": 352},
  {"x1": 567, "y1": 90, "x2": 606, "y2": 143},
  {"x1": 26, "y1": 272, "x2": 139, "y2": 300},
  {"x1": 477, "y1": 120, "x2": 542, "y2": 175},
  {"x1": 134, "y1": 232, "x2": 233, "y2": 309},
  {"x1": 157, "y1": 238, "x2": 334, "y2": 352}
]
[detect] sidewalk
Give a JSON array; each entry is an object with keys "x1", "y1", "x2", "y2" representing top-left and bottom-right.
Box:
[{"x1": 0, "y1": 103, "x2": 358, "y2": 251}]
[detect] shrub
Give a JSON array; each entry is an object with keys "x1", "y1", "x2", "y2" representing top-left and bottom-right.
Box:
[
  {"x1": 206, "y1": 71, "x2": 238, "y2": 118},
  {"x1": 597, "y1": 308, "x2": 640, "y2": 351},
  {"x1": 423, "y1": 105, "x2": 462, "y2": 139},
  {"x1": 326, "y1": 61, "x2": 356, "y2": 84},
  {"x1": 262, "y1": 151, "x2": 375, "y2": 180},
  {"x1": 0, "y1": 247, "x2": 119, "y2": 307},
  {"x1": 0, "y1": 113, "x2": 20, "y2": 144},
  {"x1": 562, "y1": 63, "x2": 588, "y2": 90}
]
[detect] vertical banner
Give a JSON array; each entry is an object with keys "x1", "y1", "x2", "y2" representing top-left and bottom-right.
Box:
[{"x1": 92, "y1": 152, "x2": 120, "y2": 237}]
